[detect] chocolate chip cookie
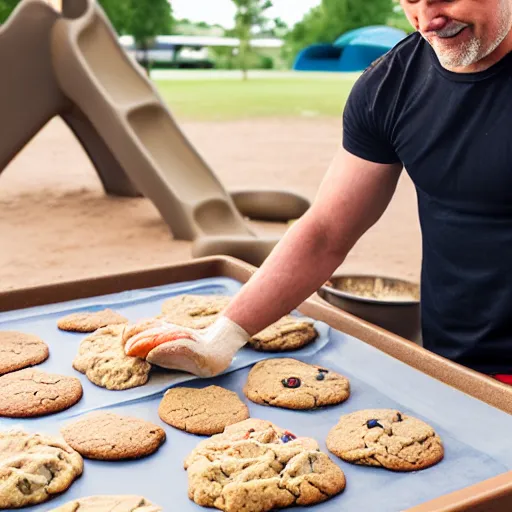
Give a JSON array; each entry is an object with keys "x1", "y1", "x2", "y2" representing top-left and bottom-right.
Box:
[
  {"x1": 159, "y1": 294, "x2": 231, "y2": 329},
  {"x1": 58, "y1": 309, "x2": 128, "y2": 333},
  {"x1": 185, "y1": 419, "x2": 346, "y2": 512},
  {"x1": 61, "y1": 412, "x2": 166, "y2": 460},
  {"x1": 244, "y1": 358, "x2": 350, "y2": 410},
  {"x1": 72, "y1": 325, "x2": 151, "y2": 390},
  {"x1": 158, "y1": 385, "x2": 249, "y2": 435},
  {"x1": 0, "y1": 331, "x2": 49, "y2": 375},
  {"x1": 248, "y1": 316, "x2": 318, "y2": 352},
  {"x1": 48, "y1": 495, "x2": 162, "y2": 511},
  {"x1": 0, "y1": 369, "x2": 83, "y2": 417},
  {"x1": 0, "y1": 429, "x2": 83, "y2": 509},
  {"x1": 326, "y1": 409, "x2": 444, "y2": 471}
]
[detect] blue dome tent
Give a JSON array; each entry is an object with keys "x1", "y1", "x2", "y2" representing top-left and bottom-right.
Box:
[{"x1": 293, "y1": 26, "x2": 407, "y2": 72}]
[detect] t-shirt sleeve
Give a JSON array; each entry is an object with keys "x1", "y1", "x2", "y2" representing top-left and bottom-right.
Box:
[{"x1": 342, "y1": 72, "x2": 401, "y2": 165}]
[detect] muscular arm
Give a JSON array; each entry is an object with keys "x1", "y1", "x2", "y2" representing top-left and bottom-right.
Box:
[{"x1": 222, "y1": 147, "x2": 403, "y2": 336}]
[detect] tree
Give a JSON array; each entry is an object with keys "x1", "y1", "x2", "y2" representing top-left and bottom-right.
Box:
[
  {"x1": 323, "y1": 0, "x2": 395, "y2": 38},
  {"x1": 285, "y1": 5, "x2": 324, "y2": 62},
  {"x1": 125, "y1": 0, "x2": 174, "y2": 74},
  {"x1": 0, "y1": 0, "x2": 23, "y2": 24},
  {"x1": 98, "y1": 0, "x2": 131, "y2": 35},
  {"x1": 231, "y1": 0, "x2": 273, "y2": 80},
  {"x1": 0, "y1": 0, "x2": 174, "y2": 76},
  {"x1": 285, "y1": 0, "x2": 395, "y2": 64}
]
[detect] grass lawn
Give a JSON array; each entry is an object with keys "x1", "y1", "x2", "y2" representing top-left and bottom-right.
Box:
[{"x1": 154, "y1": 74, "x2": 359, "y2": 121}]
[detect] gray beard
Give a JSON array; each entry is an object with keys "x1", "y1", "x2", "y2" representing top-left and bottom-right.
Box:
[
  {"x1": 433, "y1": 36, "x2": 483, "y2": 68},
  {"x1": 427, "y1": 3, "x2": 512, "y2": 69}
]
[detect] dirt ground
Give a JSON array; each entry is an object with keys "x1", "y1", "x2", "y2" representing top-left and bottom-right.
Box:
[{"x1": 0, "y1": 116, "x2": 421, "y2": 292}]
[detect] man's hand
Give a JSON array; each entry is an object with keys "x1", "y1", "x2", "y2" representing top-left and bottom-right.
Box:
[
  {"x1": 122, "y1": 147, "x2": 402, "y2": 377},
  {"x1": 122, "y1": 316, "x2": 250, "y2": 377}
]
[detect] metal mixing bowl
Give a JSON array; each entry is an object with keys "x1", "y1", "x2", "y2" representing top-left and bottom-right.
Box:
[{"x1": 318, "y1": 275, "x2": 422, "y2": 344}]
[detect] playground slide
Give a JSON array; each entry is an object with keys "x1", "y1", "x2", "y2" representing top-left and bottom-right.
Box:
[
  {"x1": 51, "y1": 0, "x2": 255, "y2": 241},
  {"x1": 0, "y1": 0, "x2": 310, "y2": 266},
  {"x1": 0, "y1": 0, "x2": 139, "y2": 197}
]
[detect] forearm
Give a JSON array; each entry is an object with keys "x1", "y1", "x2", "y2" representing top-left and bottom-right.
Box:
[
  {"x1": 222, "y1": 213, "x2": 347, "y2": 336},
  {"x1": 222, "y1": 147, "x2": 402, "y2": 337},
  {"x1": 123, "y1": 148, "x2": 401, "y2": 377}
]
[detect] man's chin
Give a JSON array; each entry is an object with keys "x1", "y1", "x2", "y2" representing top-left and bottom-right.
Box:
[
  {"x1": 430, "y1": 43, "x2": 479, "y2": 69},
  {"x1": 436, "y1": 52, "x2": 467, "y2": 69}
]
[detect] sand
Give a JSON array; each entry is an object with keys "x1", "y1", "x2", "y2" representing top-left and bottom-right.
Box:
[{"x1": 0, "y1": 116, "x2": 421, "y2": 293}]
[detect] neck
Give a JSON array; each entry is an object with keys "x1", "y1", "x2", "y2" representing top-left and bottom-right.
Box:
[{"x1": 446, "y1": 28, "x2": 512, "y2": 73}]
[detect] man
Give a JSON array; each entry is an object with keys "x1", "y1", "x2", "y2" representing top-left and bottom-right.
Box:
[{"x1": 124, "y1": 0, "x2": 512, "y2": 383}]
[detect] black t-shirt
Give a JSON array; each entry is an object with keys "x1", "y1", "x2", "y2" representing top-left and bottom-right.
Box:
[{"x1": 343, "y1": 32, "x2": 512, "y2": 374}]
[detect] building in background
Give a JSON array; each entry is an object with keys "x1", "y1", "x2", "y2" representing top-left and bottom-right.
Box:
[{"x1": 119, "y1": 35, "x2": 284, "y2": 69}]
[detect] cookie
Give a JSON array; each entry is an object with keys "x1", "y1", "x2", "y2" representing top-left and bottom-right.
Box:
[
  {"x1": 326, "y1": 409, "x2": 444, "y2": 471},
  {"x1": 185, "y1": 419, "x2": 318, "y2": 459},
  {"x1": 0, "y1": 331, "x2": 49, "y2": 375},
  {"x1": 0, "y1": 369, "x2": 83, "y2": 418},
  {"x1": 57, "y1": 309, "x2": 128, "y2": 333},
  {"x1": 0, "y1": 429, "x2": 83, "y2": 509},
  {"x1": 61, "y1": 411, "x2": 166, "y2": 460},
  {"x1": 159, "y1": 294, "x2": 231, "y2": 329},
  {"x1": 73, "y1": 325, "x2": 151, "y2": 390},
  {"x1": 49, "y1": 495, "x2": 162, "y2": 512},
  {"x1": 185, "y1": 419, "x2": 346, "y2": 512},
  {"x1": 248, "y1": 316, "x2": 318, "y2": 352},
  {"x1": 244, "y1": 358, "x2": 350, "y2": 410},
  {"x1": 158, "y1": 385, "x2": 249, "y2": 435}
]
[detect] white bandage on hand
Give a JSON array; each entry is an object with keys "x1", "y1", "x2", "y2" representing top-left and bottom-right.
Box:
[
  {"x1": 202, "y1": 315, "x2": 251, "y2": 355},
  {"x1": 124, "y1": 316, "x2": 250, "y2": 378}
]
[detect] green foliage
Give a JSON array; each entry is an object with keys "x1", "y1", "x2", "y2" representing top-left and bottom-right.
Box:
[
  {"x1": 98, "y1": 0, "x2": 173, "y2": 72},
  {"x1": 127, "y1": 0, "x2": 173, "y2": 42},
  {"x1": 231, "y1": 0, "x2": 273, "y2": 79},
  {"x1": 271, "y1": 17, "x2": 288, "y2": 38},
  {"x1": 0, "y1": 0, "x2": 21, "y2": 24},
  {"x1": 98, "y1": 0, "x2": 131, "y2": 34},
  {"x1": 213, "y1": 49, "x2": 274, "y2": 70},
  {"x1": 128, "y1": 0, "x2": 173, "y2": 73},
  {"x1": 98, "y1": 0, "x2": 173, "y2": 40},
  {"x1": 285, "y1": 0, "x2": 396, "y2": 64},
  {"x1": 174, "y1": 18, "x2": 224, "y2": 36},
  {"x1": 210, "y1": 46, "x2": 236, "y2": 70}
]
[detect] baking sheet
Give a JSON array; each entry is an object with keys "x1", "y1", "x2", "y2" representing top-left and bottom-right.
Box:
[
  {"x1": 0, "y1": 277, "x2": 330, "y2": 419},
  {"x1": 0, "y1": 277, "x2": 511, "y2": 512}
]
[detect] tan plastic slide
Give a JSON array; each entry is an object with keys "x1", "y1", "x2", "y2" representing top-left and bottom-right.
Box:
[
  {"x1": 0, "y1": 0, "x2": 310, "y2": 266},
  {"x1": 0, "y1": 0, "x2": 140, "y2": 197}
]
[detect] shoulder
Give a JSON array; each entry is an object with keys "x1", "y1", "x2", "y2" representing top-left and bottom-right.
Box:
[
  {"x1": 349, "y1": 32, "x2": 426, "y2": 106},
  {"x1": 341, "y1": 33, "x2": 426, "y2": 164}
]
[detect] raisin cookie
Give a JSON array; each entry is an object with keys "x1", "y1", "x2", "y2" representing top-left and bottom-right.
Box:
[
  {"x1": 326, "y1": 409, "x2": 444, "y2": 471},
  {"x1": 73, "y1": 325, "x2": 151, "y2": 390},
  {"x1": 185, "y1": 418, "x2": 346, "y2": 512},
  {"x1": 0, "y1": 331, "x2": 49, "y2": 375},
  {"x1": 0, "y1": 369, "x2": 83, "y2": 418},
  {"x1": 159, "y1": 294, "x2": 231, "y2": 329},
  {"x1": 61, "y1": 412, "x2": 166, "y2": 460},
  {"x1": 159, "y1": 385, "x2": 249, "y2": 435},
  {"x1": 244, "y1": 358, "x2": 350, "y2": 410},
  {"x1": 0, "y1": 429, "x2": 83, "y2": 509},
  {"x1": 57, "y1": 309, "x2": 128, "y2": 333},
  {"x1": 248, "y1": 316, "x2": 318, "y2": 352},
  {"x1": 48, "y1": 495, "x2": 162, "y2": 511}
]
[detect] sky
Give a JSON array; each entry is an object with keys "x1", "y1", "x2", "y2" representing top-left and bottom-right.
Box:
[{"x1": 171, "y1": 0, "x2": 321, "y2": 29}]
